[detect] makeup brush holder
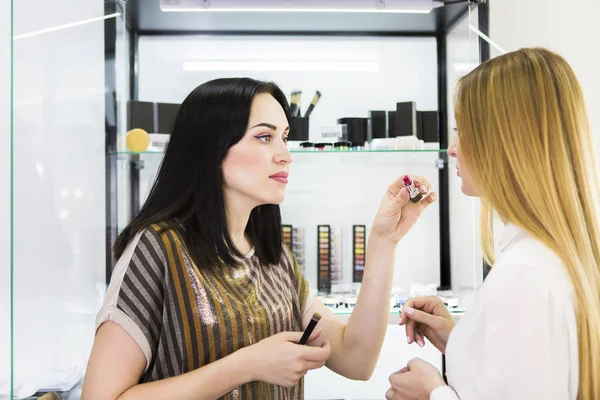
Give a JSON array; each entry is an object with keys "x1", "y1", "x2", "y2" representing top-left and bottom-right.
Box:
[{"x1": 290, "y1": 117, "x2": 309, "y2": 141}]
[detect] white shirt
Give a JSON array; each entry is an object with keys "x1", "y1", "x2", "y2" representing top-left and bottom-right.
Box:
[{"x1": 431, "y1": 223, "x2": 579, "y2": 400}]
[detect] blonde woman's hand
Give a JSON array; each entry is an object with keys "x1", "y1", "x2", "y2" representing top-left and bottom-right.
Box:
[
  {"x1": 371, "y1": 175, "x2": 437, "y2": 244},
  {"x1": 386, "y1": 358, "x2": 447, "y2": 400},
  {"x1": 399, "y1": 296, "x2": 455, "y2": 354}
]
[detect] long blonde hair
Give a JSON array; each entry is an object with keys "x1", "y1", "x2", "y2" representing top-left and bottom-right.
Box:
[{"x1": 455, "y1": 47, "x2": 600, "y2": 399}]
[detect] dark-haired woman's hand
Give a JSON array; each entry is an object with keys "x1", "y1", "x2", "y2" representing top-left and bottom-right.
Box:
[
  {"x1": 371, "y1": 175, "x2": 436, "y2": 244},
  {"x1": 241, "y1": 329, "x2": 331, "y2": 388}
]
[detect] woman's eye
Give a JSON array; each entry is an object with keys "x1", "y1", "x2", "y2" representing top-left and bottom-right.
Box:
[
  {"x1": 283, "y1": 136, "x2": 289, "y2": 144},
  {"x1": 257, "y1": 135, "x2": 272, "y2": 143}
]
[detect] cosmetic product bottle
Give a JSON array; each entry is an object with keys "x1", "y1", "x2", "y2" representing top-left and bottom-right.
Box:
[
  {"x1": 334, "y1": 141, "x2": 351, "y2": 151},
  {"x1": 300, "y1": 142, "x2": 315, "y2": 151},
  {"x1": 157, "y1": 102, "x2": 180, "y2": 134},
  {"x1": 388, "y1": 111, "x2": 396, "y2": 137},
  {"x1": 370, "y1": 110, "x2": 387, "y2": 140},
  {"x1": 395, "y1": 101, "x2": 417, "y2": 137},
  {"x1": 421, "y1": 111, "x2": 440, "y2": 148},
  {"x1": 337, "y1": 117, "x2": 369, "y2": 148}
]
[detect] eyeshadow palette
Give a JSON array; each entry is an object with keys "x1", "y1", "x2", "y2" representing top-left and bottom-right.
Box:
[
  {"x1": 281, "y1": 224, "x2": 293, "y2": 251},
  {"x1": 317, "y1": 225, "x2": 331, "y2": 294},
  {"x1": 282, "y1": 224, "x2": 306, "y2": 274},
  {"x1": 353, "y1": 225, "x2": 366, "y2": 282},
  {"x1": 330, "y1": 227, "x2": 343, "y2": 284},
  {"x1": 292, "y1": 227, "x2": 305, "y2": 274}
]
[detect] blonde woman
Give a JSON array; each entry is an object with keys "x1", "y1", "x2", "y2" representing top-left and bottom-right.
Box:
[{"x1": 385, "y1": 48, "x2": 600, "y2": 400}]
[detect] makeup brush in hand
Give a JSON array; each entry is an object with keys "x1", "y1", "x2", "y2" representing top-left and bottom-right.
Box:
[{"x1": 303, "y1": 91, "x2": 322, "y2": 118}]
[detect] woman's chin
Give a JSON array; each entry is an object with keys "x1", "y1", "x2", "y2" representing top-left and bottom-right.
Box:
[
  {"x1": 461, "y1": 183, "x2": 478, "y2": 197},
  {"x1": 258, "y1": 195, "x2": 285, "y2": 206}
]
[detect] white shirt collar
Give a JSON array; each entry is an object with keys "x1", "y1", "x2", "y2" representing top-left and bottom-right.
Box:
[{"x1": 498, "y1": 222, "x2": 525, "y2": 252}]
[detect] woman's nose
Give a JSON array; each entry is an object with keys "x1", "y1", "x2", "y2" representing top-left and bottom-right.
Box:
[
  {"x1": 274, "y1": 143, "x2": 293, "y2": 165},
  {"x1": 448, "y1": 135, "x2": 458, "y2": 159}
]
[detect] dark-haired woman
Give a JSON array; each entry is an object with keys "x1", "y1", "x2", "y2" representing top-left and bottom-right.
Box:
[{"x1": 82, "y1": 77, "x2": 437, "y2": 400}]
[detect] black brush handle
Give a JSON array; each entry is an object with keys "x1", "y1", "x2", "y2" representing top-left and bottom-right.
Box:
[
  {"x1": 298, "y1": 318, "x2": 319, "y2": 345},
  {"x1": 304, "y1": 103, "x2": 315, "y2": 118}
]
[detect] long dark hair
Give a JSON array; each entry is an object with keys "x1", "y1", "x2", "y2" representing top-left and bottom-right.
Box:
[{"x1": 114, "y1": 78, "x2": 290, "y2": 268}]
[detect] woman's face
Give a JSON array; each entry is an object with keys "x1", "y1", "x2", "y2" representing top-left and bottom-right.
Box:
[
  {"x1": 448, "y1": 134, "x2": 479, "y2": 197},
  {"x1": 221, "y1": 92, "x2": 293, "y2": 208}
]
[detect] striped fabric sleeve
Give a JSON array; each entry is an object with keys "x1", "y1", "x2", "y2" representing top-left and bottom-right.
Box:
[{"x1": 96, "y1": 227, "x2": 167, "y2": 371}]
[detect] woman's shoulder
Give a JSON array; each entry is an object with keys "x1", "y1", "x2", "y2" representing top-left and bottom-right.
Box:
[
  {"x1": 484, "y1": 240, "x2": 575, "y2": 320},
  {"x1": 494, "y1": 233, "x2": 573, "y2": 298},
  {"x1": 112, "y1": 222, "x2": 183, "y2": 279},
  {"x1": 119, "y1": 224, "x2": 165, "y2": 259}
]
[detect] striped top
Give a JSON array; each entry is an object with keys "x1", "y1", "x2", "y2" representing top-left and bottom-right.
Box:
[{"x1": 96, "y1": 223, "x2": 314, "y2": 399}]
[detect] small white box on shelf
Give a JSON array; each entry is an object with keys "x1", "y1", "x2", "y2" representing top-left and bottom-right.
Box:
[{"x1": 319, "y1": 124, "x2": 348, "y2": 141}]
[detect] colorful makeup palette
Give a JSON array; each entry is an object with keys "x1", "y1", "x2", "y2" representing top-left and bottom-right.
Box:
[
  {"x1": 282, "y1": 225, "x2": 306, "y2": 274},
  {"x1": 353, "y1": 225, "x2": 366, "y2": 282},
  {"x1": 317, "y1": 225, "x2": 331, "y2": 294},
  {"x1": 282, "y1": 224, "x2": 293, "y2": 251},
  {"x1": 330, "y1": 228, "x2": 343, "y2": 284},
  {"x1": 292, "y1": 227, "x2": 306, "y2": 274}
]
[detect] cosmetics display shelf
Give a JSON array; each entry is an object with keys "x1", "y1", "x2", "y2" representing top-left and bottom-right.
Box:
[
  {"x1": 330, "y1": 307, "x2": 465, "y2": 325},
  {"x1": 331, "y1": 307, "x2": 465, "y2": 316},
  {"x1": 114, "y1": 149, "x2": 448, "y2": 156}
]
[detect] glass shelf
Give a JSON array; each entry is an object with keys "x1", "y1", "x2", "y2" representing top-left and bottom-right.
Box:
[
  {"x1": 331, "y1": 307, "x2": 465, "y2": 316},
  {"x1": 113, "y1": 151, "x2": 164, "y2": 155},
  {"x1": 112, "y1": 148, "x2": 447, "y2": 156},
  {"x1": 293, "y1": 149, "x2": 446, "y2": 154}
]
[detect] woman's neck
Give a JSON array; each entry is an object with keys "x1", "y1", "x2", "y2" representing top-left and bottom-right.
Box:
[{"x1": 224, "y1": 197, "x2": 254, "y2": 255}]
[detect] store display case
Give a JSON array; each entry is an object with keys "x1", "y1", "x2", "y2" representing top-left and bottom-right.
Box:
[{"x1": 5, "y1": 0, "x2": 488, "y2": 398}]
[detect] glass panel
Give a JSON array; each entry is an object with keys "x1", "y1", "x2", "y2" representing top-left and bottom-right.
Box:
[
  {"x1": 10, "y1": 1, "x2": 127, "y2": 398},
  {"x1": 1, "y1": 1, "x2": 13, "y2": 398},
  {"x1": 446, "y1": 5, "x2": 484, "y2": 307}
]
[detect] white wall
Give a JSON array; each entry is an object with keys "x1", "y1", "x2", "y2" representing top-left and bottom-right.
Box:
[
  {"x1": 0, "y1": 1, "x2": 12, "y2": 397},
  {"x1": 490, "y1": 0, "x2": 600, "y2": 153},
  {"x1": 10, "y1": 1, "x2": 106, "y2": 397}
]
